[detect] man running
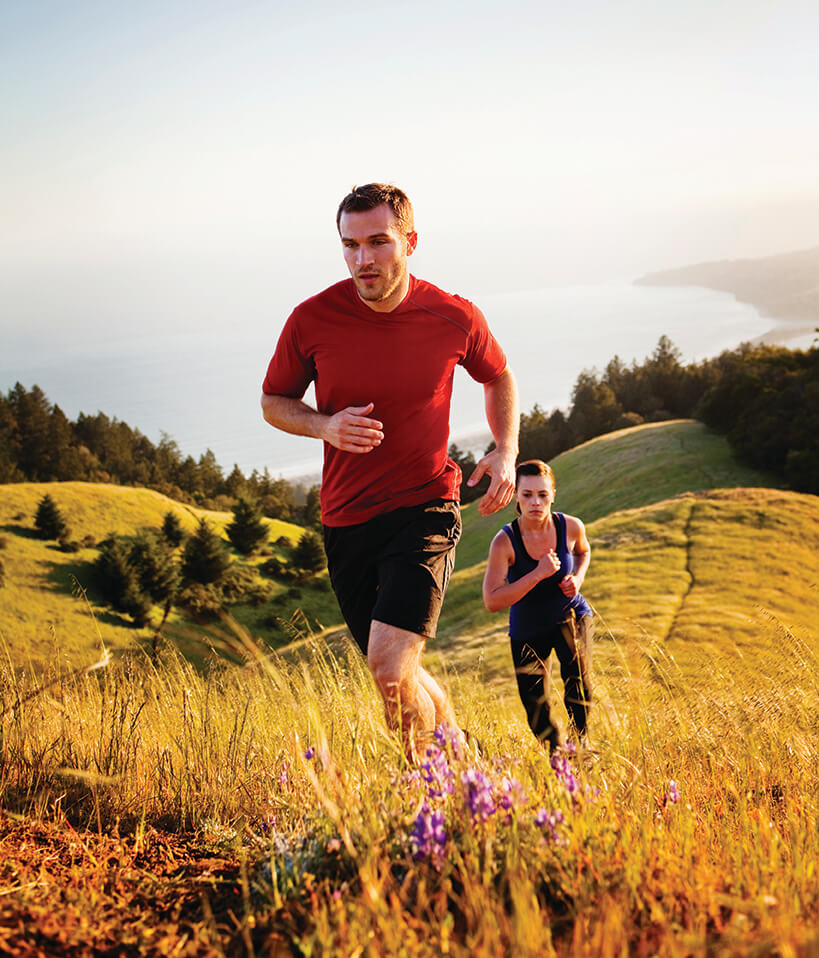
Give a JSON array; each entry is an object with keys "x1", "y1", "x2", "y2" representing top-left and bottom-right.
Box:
[{"x1": 261, "y1": 183, "x2": 519, "y2": 756}]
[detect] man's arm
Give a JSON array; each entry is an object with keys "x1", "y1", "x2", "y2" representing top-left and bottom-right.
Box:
[
  {"x1": 466, "y1": 367, "x2": 520, "y2": 516},
  {"x1": 261, "y1": 394, "x2": 384, "y2": 454}
]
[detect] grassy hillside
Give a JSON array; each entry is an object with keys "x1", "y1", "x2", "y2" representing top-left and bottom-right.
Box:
[
  {"x1": 435, "y1": 487, "x2": 819, "y2": 688},
  {"x1": 0, "y1": 420, "x2": 796, "y2": 671},
  {"x1": 1, "y1": 436, "x2": 817, "y2": 954},
  {"x1": 0, "y1": 482, "x2": 307, "y2": 667},
  {"x1": 435, "y1": 421, "x2": 812, "y2": 707},
  {"x1": 451, "y1": 418, "x2": 780, "y2": 571}
]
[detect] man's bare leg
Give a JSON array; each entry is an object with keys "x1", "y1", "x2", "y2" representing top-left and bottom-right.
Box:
[
  {"x1": 417, "y1": 667, "x2": 459, "y2": 730},
  {"x1": 368, "y1": 620, "x2": 459, "y2": 758}
]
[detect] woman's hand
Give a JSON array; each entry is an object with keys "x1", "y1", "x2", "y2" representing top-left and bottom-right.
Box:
[
  {"x1": 536, "y1": 550, "x2": 561, "y2": 580},
  {"x1": 559, "y1": 574, "x2": 579, "y2": 597}
]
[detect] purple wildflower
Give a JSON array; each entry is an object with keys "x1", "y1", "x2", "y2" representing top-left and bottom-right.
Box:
[
  {"x1": 257, "y1": 813, "x2": 277, "y2": 833},
  {"x1": 663, "y1": 779, "x2": 680, "y2": 807},
  {"x1": 499, "y1": 776, "x2": 529, "y2": 822},
  {"x1": 462, "y1": 768, "x2": 497, "y2": 823},
  {"x1": 304, "y1": 747, "x2": 315, "y2": 761},
  {"x1": 433, "y1": 723, "x2": 464, "y2": 758},
  {"x1": 279, "y1": 762, "x2": 289, "y2": 785},
  {"x1": 550, "y1": 748, "x2": 580, "y2": 798},
  {"x1": 411, "y1": 802, "x2": 448, "y2": 865},
  {"x1": 420, "y1": 745, "x2": 456, "y2": 800},
  {"x1": 534, "y1": 806, "x2": 566, "y2": 843}
]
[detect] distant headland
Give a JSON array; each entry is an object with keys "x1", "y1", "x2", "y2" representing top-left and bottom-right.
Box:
[{"x1": 636, "y1": 245, "x2": 819, "y2": 345}]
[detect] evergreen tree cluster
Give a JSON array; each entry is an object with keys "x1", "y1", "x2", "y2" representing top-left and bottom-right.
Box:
[
  {"x1": 496, "y1": 336, "x2": 818, "y2": 495},
  {"x1": 4, "y1": 335, "x2": 817, "y2": 521},
  {"x1": 91, "y1": 508, "x2": 273, "y2": 626},
  {"x1": 0, "y1": 383, "x2": 319, "y2": 521},
  {"x1": 696, "y1": 342, "x2": 819, "y2": 492}
]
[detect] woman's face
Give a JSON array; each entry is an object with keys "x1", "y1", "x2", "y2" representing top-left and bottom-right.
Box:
[{"x1": 515, "y1": 474, "x2": 555, "y2": 519}]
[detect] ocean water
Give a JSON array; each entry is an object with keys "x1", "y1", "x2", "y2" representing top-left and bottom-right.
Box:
[{"x1": 0, "y1": 282, "x2": 807, "y2": 480}]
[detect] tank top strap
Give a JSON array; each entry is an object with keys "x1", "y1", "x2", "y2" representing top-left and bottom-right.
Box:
[
  {"x1": 502, "y1": 520, "x2": 525, "y2": 563},
  {"x1": 553, "y1": 512, "x2": 567, "y2": 552}
]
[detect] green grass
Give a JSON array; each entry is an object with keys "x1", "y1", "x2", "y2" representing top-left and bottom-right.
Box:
[
  {"x1": 453, "y1": 419, "x2": 781, "y2": 571},
  {"x1": 0, "y1": 420, "x2": 803, "y2": 673},
  {"x1": 0, "y1": 425, "x2": 817, "y2": 953},
  {"x1": 435, "y1": 487, "x2": 819, "y2": 705},
  {"x1": 0, "y1": 614, "x2": 815, "y2": 954},
  {"x1": 0, "y1": 481, "x2": 306, "y2": 667}
]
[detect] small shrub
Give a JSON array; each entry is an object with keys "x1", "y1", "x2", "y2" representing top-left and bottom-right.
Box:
[
  {"x1": 177, "y1": 583, "x2": 223, "y2": 619},
  {"x1": 0, "y1": 536, "x2": 7, "y2": 550},
  {"x1": 58, "y1": 536, "x2": 81, "y2": 554},
  {"x1": 34, "y1": 494, "x2": 68, "y2": 540},
  {"x1": 293, "y1": 530, "x2": 326, "y2": 575},
  {"x1": 93, "y1": 536, "x2": 152, "y2": 627},
  {"x1": 222, "y1": 565, "x2": 273, "y2": 606}
]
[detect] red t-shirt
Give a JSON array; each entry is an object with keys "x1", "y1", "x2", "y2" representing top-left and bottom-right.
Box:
[{"x1": 262, "y1": 275, "x2": 507, "y2": 526}]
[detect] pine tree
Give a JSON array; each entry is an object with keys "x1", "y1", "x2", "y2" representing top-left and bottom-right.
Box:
[
  {"x1": 293, "y1": 530, "x2": 326, "y2": 575},
  {"x1": 226, "y1": 497, "x2": 268, "y2": 555},
  {"x1": 302, "y1": 484, "x2": 323, "y2": 529},
  {"x1": 130, "y1": 531, "x2": 180, "y2": 629},
  {"x1": 130, "y1": 532, "x2": 179, "y2": 602},
  {"x1": 182, "y1": 519, "x2": 231, "y2": 585},
  {"x1": 161, "y1": 510, "x2": 185, "y2": 547},
  {"x1": 34, "y1": 493, "x2": 68, "y2": 540},
  {"x1": 94, "y1": 537, "x2": 152, "y2": 626}
]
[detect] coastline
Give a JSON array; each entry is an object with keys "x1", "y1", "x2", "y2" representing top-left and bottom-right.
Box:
[{"x1": 636, "y1": 244, "x2": 819, "y2": 350}]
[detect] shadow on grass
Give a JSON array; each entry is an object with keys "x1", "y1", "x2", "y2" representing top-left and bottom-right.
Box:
[
  {"x1": 0, "y1": 522, "x2": 44, "y2": 541},
  {"x1": 42, "y1": 558, "x2": 137, "y2": 630}
]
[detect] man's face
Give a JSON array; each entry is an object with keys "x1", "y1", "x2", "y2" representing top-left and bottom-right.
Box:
[{"x1": 339, "y1": 204, "x2": 417, "y2": 312}]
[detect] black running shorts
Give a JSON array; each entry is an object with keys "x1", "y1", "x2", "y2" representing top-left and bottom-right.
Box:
[{"x1": 323, "y1": 499, "x2": 462, "y2": 655}]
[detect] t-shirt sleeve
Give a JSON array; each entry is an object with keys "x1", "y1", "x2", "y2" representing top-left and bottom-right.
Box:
[
  {"x1": 261, "y1": 312, "x2": 316, "y2": 398},
  {"x1": 460, "y1": 303, "x2": 507, "y2": 383}
]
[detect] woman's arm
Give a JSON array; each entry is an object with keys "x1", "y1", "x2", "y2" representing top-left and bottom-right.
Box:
[
  {"x1": 482, "y1": 530, "x2": 561, "y2": 612},
  {"x1": 558, "y1": 516, "x2": 591, "y2": 598}
]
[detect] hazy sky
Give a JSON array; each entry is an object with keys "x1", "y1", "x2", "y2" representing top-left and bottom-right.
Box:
[{"x1": 3, "y1": 0, "x2": 819, "y2": 344}]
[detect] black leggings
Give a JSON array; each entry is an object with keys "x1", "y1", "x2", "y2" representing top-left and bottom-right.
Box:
[{"x1": 510, "y1": 613, "x2": 593, "y2": 751}]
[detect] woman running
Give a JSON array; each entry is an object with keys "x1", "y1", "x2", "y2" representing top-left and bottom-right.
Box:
[{"x1": 482, "y1": 459, "x2": 593, "y2": 752}]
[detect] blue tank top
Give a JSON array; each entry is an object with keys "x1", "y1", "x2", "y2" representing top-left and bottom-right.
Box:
[{"x1": 503, "y1": 513, "x2": 591, "y2": 640}]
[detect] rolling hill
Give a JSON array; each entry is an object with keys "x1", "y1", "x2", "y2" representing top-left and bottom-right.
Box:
[
  {"x1": 0, "y1": 482, "x2": 306, "y2": 667},
  {"x1": 2, "y1": 420, "x2": 815, "y2": 687},
  {"x1": 431, "y1": 421, "x2": 815, "y2": 696}
]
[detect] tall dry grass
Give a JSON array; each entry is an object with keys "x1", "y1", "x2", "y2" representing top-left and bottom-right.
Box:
[{"x1": 0, "y1": 613, "x2": 817, "y2": 956}]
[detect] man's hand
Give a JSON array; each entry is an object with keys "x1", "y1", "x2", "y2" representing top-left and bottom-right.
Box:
[
  {"x1": 467, "y1": 447, "x2": 516, "y2": 516},
  {"x1": 323, "y1": 403, "x2": 383, "y2": 453}
]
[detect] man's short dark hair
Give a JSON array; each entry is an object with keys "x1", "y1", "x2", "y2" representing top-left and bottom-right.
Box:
[{"x1": 336, "y1": 183, "x2": 415, "y2": 236}]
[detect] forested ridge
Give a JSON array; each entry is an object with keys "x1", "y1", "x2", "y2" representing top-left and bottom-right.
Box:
[{"x1": 2, "y1": 335, "x2": 818, "y2": 507}]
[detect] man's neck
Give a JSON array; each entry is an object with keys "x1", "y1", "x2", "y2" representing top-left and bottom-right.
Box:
[{"x1": 358, "y1": 273, "x2": 412, "y2": 313}]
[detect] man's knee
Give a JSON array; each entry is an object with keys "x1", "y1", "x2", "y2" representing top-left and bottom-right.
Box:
[{"x1": 367, "y1": 620, "x2": 424, "y2": 695}]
